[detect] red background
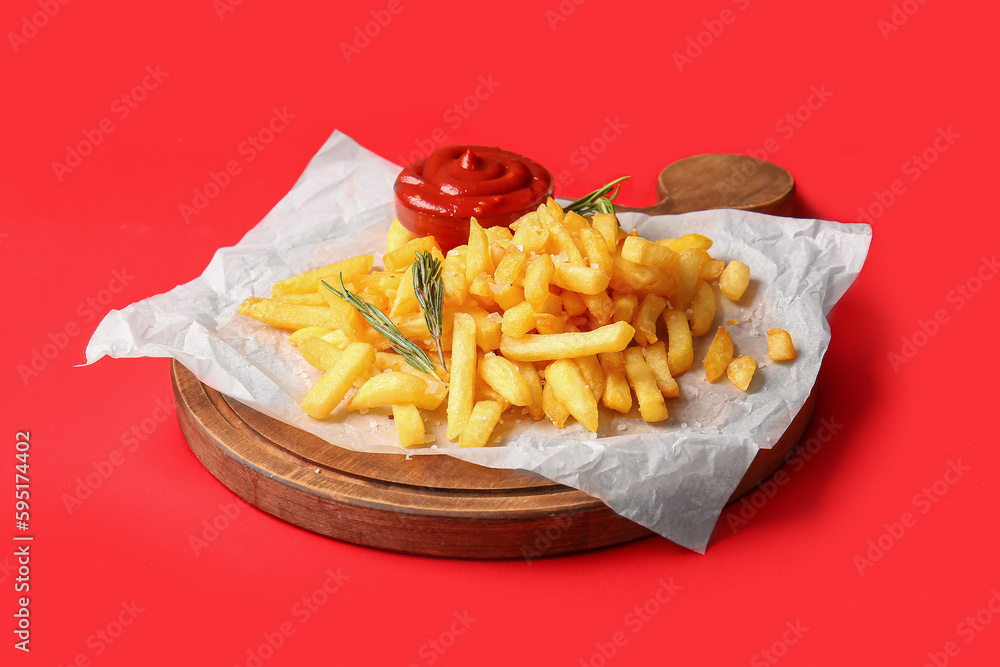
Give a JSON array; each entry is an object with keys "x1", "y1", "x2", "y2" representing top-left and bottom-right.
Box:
[{"x1": 3, "y1": 1, "x2": 999, "y2": 665}]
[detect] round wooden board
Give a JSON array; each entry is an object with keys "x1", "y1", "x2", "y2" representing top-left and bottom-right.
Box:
[{"x1": 172, "y1": 360, "x2": 818, "y2": 559}]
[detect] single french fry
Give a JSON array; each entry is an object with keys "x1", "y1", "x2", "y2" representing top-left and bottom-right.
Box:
[
  {"x1": 271, "y1": 254, "x2": 374, "y2": 296},
  {"x1": 493, "y1": 284, "x2": 525, "y2": 310},
  {"x1": 383, "y1": 237, "x2": 438, "y2": 272},
  {"x1": 612, "y1": 292, "x2": 639, "y2": 324},
  {"x1": 591, "y1": 213, "x2": 619, "y2": 253},
  {"x1": 727, "y1": 355, "x2": 756, "y2": 391},
  {"x1": 611, "y1": 255, "x2": 660, "y2": 291},
  {"x1": 500, "y1": 321, "x2": 636, "y2": 362},
  {"x1": 346, "y1": 371, "x2": 441, "y2": 411},
  {"x1": 643, "y1": 341, "x2": 680, "y2": 398},
  {"x1": 688, "y1": 280, "x2": 716, "y2": 337},
  {"x1": 633, "y1": 294, "x2": 668, "y2": 346},
  {"x1": 598, "y1": 351, "x2": 632, "y2": 414},
  {"x1": 533, "y1": 313, "x2": 566, "y2": 334},
  {"x1": 623, "y1": 347, "x2": 669, "y2": 422},
  {"x1": 662, "y1": 233, "x2": 713, "y2": 253},
  {"x1": 466, "y1": 218, "x2": 494, "y2": 281},
  {"x1": 501, "y1": 301, "x2": 536, "y2": 338},
  {"x1": 389, "y1": 263, "x2": 419, "y2": 318},
  {"x1": 240, "y1": 297, "x2": 339, "y2": 331},
  {"x1": 543, "y1": 215, "x2": 585, "y2": 264},
  {"x1": 704, "y1": 326, "x2": 735, "y2": 382},
  {"x1": 446, "y1": 312, "x2": 477, "y2": 441},
  {"x1": 620, "y1": 236, "x2": 678, "y2": 269},
  {"x1": 580, "y1": 291, "x2": 614, "y2": 325},
  {"x1": 467, "y1": 272, "x2": 497, "y2": 309},
  {"x1": 442, "y1": 247, "x2": 468, "y2": 306},
  {"x1": 552, "y1": 263, "x2": 610, "y2": 295},
  {"x1": 386, "y1": 218, "x2": 416, "y2": 254},
  {"x1": 514, "y1": 360, "x2": 545, "y2": 420},
  {"x1": 459, "y1": 400, "x2": 503, "y2": 448},
  {"x1": 478, "y1": 353, "x2": 532, "y2": 406},
  {"x1": 542, "y1": 381, "x2": 570, "y2": 428},
  {"x1": 719, "y1": 261, "x2": 751, "y2": 302},
  {"x1": 574, "y1": 354, "x2": 605, "y2": 403},
  {"x1": 560, "y1": 290, "x2": 587, "y2": 317},
  {"x1": 275, "y1": 292, "x2": 328, "y2": 307},
  {"x1": 578, "y1": 226, "x2": 613, "y2": 275},
  {"x1": 288, "y1": 326, "x2": 333, "y2": 345},
  {"x1": 672, "y1": 248, "x2": 703, "y2": 310},
  {"x1": 392, "y1": 403, "x2": 425, "y2": 448},
  {"x1": 510, "y1": 212, "x2": 549, "y2": 254},
  {"x1": 663, "y1": 308, "x2": 694, "y2": 375},
  {"x1": 297, "y1": 336, "x2": 343, "y2": 372},
  {"x1": 494, "y1": 245, "x2": 526, "y2": 286},
  {"x1": 545, "y1": 359, "x2": 599, "y2": 432},
  {"x1": 767, "y1": 328, "x2": 798, "y2": 361},
  {"x1": 524, "y1": 253, "x2": 555, "y2": 311},
  {"x1": 300, "y1": 342, "x2": 375, "y2": 419}
]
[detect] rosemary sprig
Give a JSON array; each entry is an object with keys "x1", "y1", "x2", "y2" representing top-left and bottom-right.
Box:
[
  {"x1": 321, "y1": 275, "x2": 445, "y2": 383},
  {"x1": 411, "y1": 251, "x2": 447, "y2": 371},
  {"x1": 563, "y1": 176, "x2": 630, "y2": 216}
]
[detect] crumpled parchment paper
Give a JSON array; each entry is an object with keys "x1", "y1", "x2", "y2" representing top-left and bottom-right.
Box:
[{"x1": 86, "y1": 131, "x2": 871, "y2": 552}]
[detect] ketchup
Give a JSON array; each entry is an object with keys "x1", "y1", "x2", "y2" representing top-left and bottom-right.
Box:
[{"x1": 394, "y1": 145, "x2": 553, "y2": 252}]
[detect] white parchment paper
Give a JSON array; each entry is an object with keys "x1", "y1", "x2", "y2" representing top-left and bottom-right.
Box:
[{"x1": 86, "y1": 131, "x2": 871, "y2": 552}]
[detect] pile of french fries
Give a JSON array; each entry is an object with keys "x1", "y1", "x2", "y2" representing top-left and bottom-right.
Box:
[{"x1": 238, "y1": 199, "x2": 797, "y2": 448}]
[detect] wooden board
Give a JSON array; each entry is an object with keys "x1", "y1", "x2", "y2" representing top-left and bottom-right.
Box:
[
  {"x1": 173, "y1": 361, "x2": 817, "y2": 559},
  {"x1": 172, "y1": 152, "x2": 808, "y2": 558}
]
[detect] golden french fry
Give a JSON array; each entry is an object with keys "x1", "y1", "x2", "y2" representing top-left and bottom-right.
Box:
[
  {"x1": 623, "y1": 347, "x2": 668, "y2": 422},
  {"x1": 501, "y1": 300, "x2": 536, "y2": 338},
  {"x1": 374, "y1": 351, "x2": 447, "y2": 385},
  {"x1": 580, "y1": 291, "x2": 614, "y2": 325},
  {"x1": 493, "y1": 284, "x2": 524, "y2": 310},
  {"x1": 275, "y1": 292, "x2": 328, "y2": 307},
  {"x1": 591, "y1": 213, "x2": 619, "y2": 253},
  {"x1": 510, "y1": 212, "x2": 549, "y2": 254},
  {"x1": 240, "y1": 297, "x2": 339, "y2": 331},
  {"x1": 346, "y1": 371, "x2": 446, "y2": 411},
  {"x1": 574, "y1": 354, "x2": 605, "y2": 403},
  {"x1": 662, "y1": 233, "x2": 713, "y2": 253},
  {"x1": 524, "y1": 254, "x2": 555, "y2": 310},
  {"x1": 459, "y1": 400, "x2": 503, "y2": 448},
  {"x1": 643, "y1": 341, "x2": 680, "y2": 398},
  {"x1": 545, "y1": 197, "x2": 565, "y2": 223},
  {"x1": 300, "y1": 342, "x2": 375, "y2": 419},
  {"x1": 612, "y1": 292, "x2": 639, "y2": 324},
  {"x1": 767, "y1": 328, "x2": 797, "y2": 361},
  {"x1": 389, "y1": 263, "x2": 419, "y2": 318},
  {"x1": 688, "y1": 280, "x2": 716, "y2": 337},
  {"x1": 704, "y1": 326, "x2": 734, "y2": 382},
  {"x1": 533, "y1": 313, "x2": 566, "y2": 334},
  {"x1": 383, "y1": 237, "x2": 438, "y2": 273},
  {"x1": 271, "y1": 254, "x2": 374, "y2": 296},
  {"x1": 663, "y1": 308, "x2": 693, "y2": 375},
  {"x1": 611, "y1": 255, "x2": 660, "y2": 291},
  {"x1": 466, "y1": 218, "x2": 494, "y2": 281},
  {"x1": 578, "y1": 226, "x2": 613, "y2": 275},
  {"x1": 552, "y1": 263, "x2": 610, "y2": 295},
  {"x1": 727, "y1": 355, "x2": 756, "y2": 391},
  {"x1": 672, "y1": 248, "x2": 703, "y2": 310},
  {"x1": 297, "y1": 336, "x2": 343, "y2": 372},
  {"x1": 288, "y1": 326, "x2": 333, "y2": 345},
  {"x1": 494, "y1": 245, "x2": 526, "y2": 286},
  {"x1": 545, "y1": 359, "x2": 599, "y2": 432},
  {"x1": 543, "y1": 215, "x2": 585, "y2": 264},
  {"x1": 475, "y1": 376, "x2": 511, "y2": 412},
  {"x1": 484, "y1": 224, "x2": 513, "y2": 246},
  {"x1": 446, "y1": 312, "x2": 477, "y2": 441},
  {"x1": 478, "y1": 353, "x2": 532, "y2": 406},
  {"x1": 719, "y1": 261, "x2": 751, "y2": 302},
  {"x1": 542, "y1": 380, "x2": 570, "y2": 428},
  {"x1": 514, "y1": 360, "x2": 545, "y2": 420},
  {"x1": 598, "y1": 351, "x2": 632, "y2": 414},
  {"x1": 467, "y1": 272, "x2": 497, "y2": 309},
  {"x1": 633, "y1": 294, "x2": 668, "y2": 346},
  {"x1": 621, "y1": 236, "x2": 678, "y2": 269},
  {"x1": 500, "y1": 321, "x2": 635, "y2": 362},
  {"x1": 560, "y1": 290, "x2": 587, "y2": 317},
  {"x1": 698, "y1": 252, "x2": 725, "y2": 281},
  {"x1": 392, "y1": 403, "x2": 425, "y2": 448},
  {"x1": 442, "y1": 247, "x2": 468, "y2": 306},
  {"x1": 386, "y1": 218, "x2": 416, "y2": 254},
  {"x1": 561, "y1": 210, "x2": 588, "y2": 231}
]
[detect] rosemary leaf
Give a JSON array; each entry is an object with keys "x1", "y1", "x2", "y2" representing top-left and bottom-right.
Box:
[
  {"x1": 412, "y1": 251, "x2": 447, "y2": 371},
  {"x1": 563, "y1": 176, "x2": 630, "y2": 216}
]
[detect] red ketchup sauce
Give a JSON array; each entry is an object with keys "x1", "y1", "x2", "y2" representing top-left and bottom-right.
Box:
[{"x1": 393, "y1": 145, "x2": 554, "y2": 252}]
